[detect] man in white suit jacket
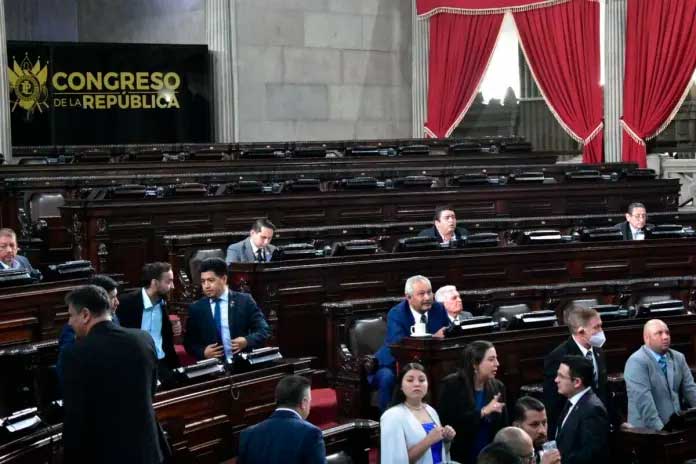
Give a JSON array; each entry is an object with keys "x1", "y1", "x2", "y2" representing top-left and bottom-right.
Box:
[
  {"x1": 624, "y1": 319, "x2": 696, "y2": 430},
  {"x1": 225, "y1": 218, "x2": 277, "y2": 264}
]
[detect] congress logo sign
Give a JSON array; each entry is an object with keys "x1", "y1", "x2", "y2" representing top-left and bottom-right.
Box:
[{"x1": 8, "y1": 53, "x2": 49, "y2": 116}]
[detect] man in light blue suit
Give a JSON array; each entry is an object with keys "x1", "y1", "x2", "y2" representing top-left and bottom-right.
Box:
[
  {"x1": 624, "y1": 319, "x2": 696, "y2": 430},
  {"x1": 372, "y1": 275, "x2": 450, "y2": 411},
  {"x1": 0, "y1": 228, "x2": 36, "y2": 273}
]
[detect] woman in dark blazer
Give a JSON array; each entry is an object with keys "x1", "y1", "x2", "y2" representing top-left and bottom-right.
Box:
[{"x1": 437, "y1": 340, "x2": 508, "y2": 464}]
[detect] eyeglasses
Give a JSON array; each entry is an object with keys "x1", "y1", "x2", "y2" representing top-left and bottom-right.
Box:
[
  {"x1": 630, "y1": 213, "x2": 647, "y2": 218},
  {"x1": 519, "y1": 451, "x2": 535, "y2": 463}
]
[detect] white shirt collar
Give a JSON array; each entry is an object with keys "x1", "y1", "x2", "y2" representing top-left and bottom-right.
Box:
[
  {"x1": 569, "y1": 386, "x2": 591, "y2": 406},
  {"x1": 630, "y1": 225, "x2": 644, "y2": 235},
  {"x1": 276, "y1": 407, "x2": 303, "y2": 420},
  {"x1": 410, "y1": 306, "x2": 427, "y2": 325},
  {"x1": 211, "y1": 286, "x2": 229, "y2": 303},
  {"x1": 249, "y1": 239, "x2": 264, "y2": 255},
  {"x1": 572, "y1": 336, "x2": 593, "y2": 357},
  {"x1": 141, "y1": 288, "x2": 160, "y2": 310}
]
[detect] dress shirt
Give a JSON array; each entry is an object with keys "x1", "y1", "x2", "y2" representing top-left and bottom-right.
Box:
[
  {"x1": 0, "y1": 259, "x2": 19, "y2": 270},
  {"x1": 275, "y1": 407, "x2": 303, "y2": 420},
  {"x1": 410, "y1": 307, "x2": 428, "y2": 326},
  {"x1": 648, "y1": 348, "x2": 671, "y2": 383},
  {"x1": 630, "y1": 225, "x2": 645, "y2": 240},
  {"x1": 250, "y1": 242, "x2": 269, "y2": 262},
  {"x1": 209, "y1": 286, "x2": 233, "y2": 360},
  {"x1": 140, "y1": 288, "x2": 165, "y2": 360},
  {"x1": 560, "y1": 387, "x2": 591, "y2": 430}
]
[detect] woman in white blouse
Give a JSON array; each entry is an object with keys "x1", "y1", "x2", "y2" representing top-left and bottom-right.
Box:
[{"x1": 380, "y1": 362, "x2": 456, "y2": 464}]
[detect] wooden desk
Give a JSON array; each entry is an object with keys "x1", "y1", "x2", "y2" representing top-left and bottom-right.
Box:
[
  {"x1": 62, "y1": 179, "x2": 679, "y2": 284},
  {"x1": 618, "y1": 426, "x2": 696, "y2": 464}
]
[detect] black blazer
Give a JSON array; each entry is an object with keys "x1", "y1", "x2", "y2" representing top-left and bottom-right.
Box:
[
  {"x1": 437, "y1": 373, "x2": 507, "y2": 464},
  {"x1": 555, "y1": 389, "x2": 609, "y2": 464},
  {"x1": 238, "y1": 409, "x2": 325, "y2": 464},
  {"x1": 184, "y1": 290, "x2": 271, "y2": 360},
  {"x1": 617, "y1": 221, "x2": 651, "y2": 240},
  {"x1": 62, "y1": 321, "x2": 162, "y2": 464},
  {"x1": 543, "y1": 337, "x2": 608, "y2": 436},
  {"x1": 418, "y1": 225, "x2": 469, "y2": 242},
  {"x1": 117, "y1": 289, "x2": 180, "y2": 369}
]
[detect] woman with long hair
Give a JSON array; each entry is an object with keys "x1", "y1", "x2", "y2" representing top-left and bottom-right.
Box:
[
  {"x1": 380, "y1": 363, "x2": 456, "y2": 463},
  {"x1": 438, "y1": 340, "x2": 507, "y2": 463}
]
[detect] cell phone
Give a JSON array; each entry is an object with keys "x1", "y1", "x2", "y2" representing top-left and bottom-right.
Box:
[{"x1": 542, "y1": 440, "x2": 557, "y2": 451}]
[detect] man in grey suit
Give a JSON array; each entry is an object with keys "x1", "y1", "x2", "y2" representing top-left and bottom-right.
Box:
[
  {"x1": 225, "y1": 218, "x2": 277, "y2": 264},
  {"x1": 0, "y1": 228, "x2": 36, "y2": 273},
  {"x1": 624, "y1": 319, "x2": 696, "y2": 430}
]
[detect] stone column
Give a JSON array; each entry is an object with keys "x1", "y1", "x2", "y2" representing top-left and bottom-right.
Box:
[
  {"x1": 0, "y1": 0, "x2": 12, "y2": 163},
  {"x1": 604, "y1": 0, "x2": 627, "y2": 163},
  {"x1": 411, "y1": 0, "x2": 429, "y2": 138},
  {"x1": 205, "y1": 0, "x2": 238, "y2": 142}
]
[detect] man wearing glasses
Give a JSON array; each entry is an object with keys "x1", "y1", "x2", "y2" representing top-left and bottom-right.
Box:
[
  {"x1": 619, "y1": 202, "x2": 648, "y2": 240},
  {"x1": 492, "y1": 426, "x2": 536, "y2": 464}
]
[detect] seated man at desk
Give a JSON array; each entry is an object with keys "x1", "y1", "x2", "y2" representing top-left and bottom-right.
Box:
[
  {"x1": 226, "y1": 218, "x2": 277, "y2": 264},
  {"x1": 184, "y1": 257, "x2": 271, "y2": 361},
  {"x1": 435, "y1": 285, "x2": 473, "y2": 323},
  {"x1": 624, "y1": 319, "x2": 696, "y2": 430},
  {"x1": 0, "y1": 228, "x2": 37, "y2": 273},
  {"x1": 418, "y1": 205, "x2": 468, "y2": 244},
  {"x1": 618, "y1": 202, "x2": 648, "y2": 240},
  {"x1": 372, "y1": 275, "x2": 449, "y2": 412}
]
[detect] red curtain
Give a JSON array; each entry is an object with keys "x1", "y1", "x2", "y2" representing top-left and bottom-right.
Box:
[
  {"x1": 424, "y1": 13, "x2": 504, "y2": 138},
  {"x1": 622, "y1": 0, "x2": 696, "y2": 167},
  {"x1": 514, "y1": 0, "x2": 603, "y2": 163}
]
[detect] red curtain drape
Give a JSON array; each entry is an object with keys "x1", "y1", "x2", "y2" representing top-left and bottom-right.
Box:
[
  {"x1": 513, "y1": 0, "x2": 603, "y2": 163},
  {"x1": 622, "y1": 0, "x2": 696, "y2": 167},
  {"x1": 424, "y1": 13, "x2": 504, "y2": 138}
]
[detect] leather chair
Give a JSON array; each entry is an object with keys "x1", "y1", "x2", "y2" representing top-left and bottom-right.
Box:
[
  {"x1": 188, "y1": 249, "x2": 225, "y2": 287},
  {"x1": 348, "y1": 317, "x2": 387, "y2": 410},
  {"x1": 29, "y1": 193, "x2": 65, "y2": 222}
]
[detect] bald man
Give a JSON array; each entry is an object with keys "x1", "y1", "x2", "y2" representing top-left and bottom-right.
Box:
[
  {"x1": 624, "y1": 319, "x2": 696, "y2": 430},
  {"x1": 493, "y1": 427, "x2": 536, "y2": 464}
]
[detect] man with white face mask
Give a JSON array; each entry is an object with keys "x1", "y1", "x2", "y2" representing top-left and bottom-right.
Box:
[{"x1": 543, "y1": 305, "x2": 609, "y2": 437}]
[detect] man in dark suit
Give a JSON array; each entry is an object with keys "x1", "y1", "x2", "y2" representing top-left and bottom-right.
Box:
[
  {"x1": 543, "y1": 305, "x2": 608, "y2": 436},
  {"x1": 372, "y1": 275, "x2": 450, "y2": 411},
  {"x1": 0, "y1": 227, "x2": 37, "y2": 274},
  {"x1": 238, "y1": 374, "x2": 325, "y2": 464},
  {"x1": 226, "y1": 218, "x2": 277, "y2": 264},
  {"x1": 511, "y1": 397, "x2": 561, "y2": 464},
  {"x1": 118, "y1": 262, "x2": 181, "y2": 385},
  {"x1": 553, "y1": 355, "x2": 609, "y2": 464},
  {"x1": 62, "y1": 285, "x2": 163, "y2": 464},
  {"x1": 618, "y1": 202, "x2": 648, "y2": 240},
  {"x1": 184, "y1": 257, "x2": 270, "y2": 360},
  {"x1": 418, "y1": 205, "x2": 469, "y2": 244}
]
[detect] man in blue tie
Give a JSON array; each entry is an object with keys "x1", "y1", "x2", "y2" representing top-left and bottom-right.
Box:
[
  {"x1": 0, "y1": 228, "x2": 37, "y2": 273},
  {"x1": 184, "y1": 257, "x2": 270, "y2": 361},
  {"x1": 624, "y1": 319, "x2": 696, "y2": 430}
]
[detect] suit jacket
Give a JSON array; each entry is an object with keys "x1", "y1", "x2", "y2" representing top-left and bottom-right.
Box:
[
  {"x1": 624, "y1": 345, "x2": 696, "y2": 430},
  {"x1": 117, "y1": 290, "x2": 180, "y2": 369},
  {"x1": 543, "y1": 337, "x2": 608, "y2": 436},
  {"x1": 184, "y1": 290, "x2": 271, "y2": 360},
  {"x1": 618, "y1": 221, "x2": 651, "y2": 240},
  {"x1": 0, "y1": 255, "x2": 36, "y2": 273},
  {"x1": 437, "y1": 374, "x2": 507, "y2": 464},
  {"x1": 418, "y1": 225, "x2": 469, "y2": 243},
  {"x1": 62, "y1": 321, "x2": 162, "y2": 464},
  {"x1": 555, "y1": 389, "x2": 609, "y2": 464},
  {"x1": 380, "y1": 403, "x2": 448, "y2": 464},
  {"x1": 374, "y1": 299, "x2": 450, "y2": 368},
  {"x1": 238, "y1": 409, "x2": 325, "y2": 464},
  {"x1": 226, "y1": 237, "x2": 277, "y2": 264}
]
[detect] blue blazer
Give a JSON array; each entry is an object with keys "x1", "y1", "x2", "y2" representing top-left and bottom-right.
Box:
[
  {"x1": 238, "y1": 409, "x2": 325, "y2": 464},
  {"x1": 184, "y1": 290, "x2": 271, "y2": 360},
  {"x1": 375, "y1": 299, "x2": 450, "y2": 368}
]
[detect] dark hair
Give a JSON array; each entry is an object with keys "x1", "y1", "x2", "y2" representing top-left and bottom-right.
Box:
[
  {"x1": 275, "y1": 375, "x2": 311, "y2": 408},
  {"x1": 627, "y1": 202, "x2": 646, "y2": 215},
  {"x1": 433, "y1": 205, "x2": 455, "y2": 222},
  {"x1": 477, "y1": 442, "x2": 522, "y2": 464},
  {"x1": 252, "y1": 218, "x2": 276, "y2": 233},
  {"x1": 141, "y1": 262, "x2": 172, "y2": 289},
  {"x1": 457, "y1": 340, "x2": 496, "y2": 401},
  {"x1": 199, "y1": 257, "x2": 227, "y2": 278},
  {"x1": 389, "y1": 362, "x2": 429, "y2": 407},
  {"x1": 561, "y1": 355, "x2": 593, "y2": 389},
  {"x1": 89, "y1": 274, "x2": 119, "y2": 293},
  {"x1": 65, "y1": 285, "x2": 110, "y2": 316},
  {"x1": 512, "y1": 396, "x2": 545, "y2": 424}
]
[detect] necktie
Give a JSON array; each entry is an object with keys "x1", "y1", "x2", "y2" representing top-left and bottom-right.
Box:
[
  {"x1": 585, "y1": 350, "x2": 598, "y2": 387},
  {"x1": 658, "y1": 355, "x2": 668, "y2": 380},
  {"x1": 420, "y1": 313, "x2": 427, "y2": 324},
  {"x1": 256, "y1": 248, "x2": 265, "y2": 262},
  {"x1": 213, "y1": 298, "x2": 223, "y2": 344},
  {"x1": 557, "y1": 400, "x2": 572, "y2": 437}
]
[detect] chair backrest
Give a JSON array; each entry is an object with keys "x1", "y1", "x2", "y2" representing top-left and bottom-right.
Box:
[
  {"x1": 349, "y1": 317, "x2": 387, "y2": 358},
  {"x1": 30, "y1": 193, "x2": 65, "y2": 221},
  {"x1": 492, "y1": 303, "x2": 530, "y2": 322},
  {"x1": 637, "y1": 294, "x2": 672, "y2": 306},
  {"x1": 188, "y1": 249, "x2": 226, "y2": 287}
]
